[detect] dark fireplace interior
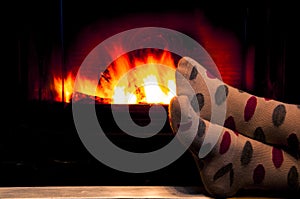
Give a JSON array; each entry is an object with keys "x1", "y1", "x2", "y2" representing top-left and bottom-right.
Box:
[{"x1": 2, "y1": 0, "x2": 300, "y2": 193}]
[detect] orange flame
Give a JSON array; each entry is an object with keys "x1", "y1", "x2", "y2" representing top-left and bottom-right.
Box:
[
  {"x1": 112, "y1": 65, "x2": 176, "y2": 104},
  {"x1": 53, "y1": 49, "x2": 177, "y2": 104},
  {"x1": 98, "y1": 49, "x2": 177, "y2": 104},
  {"x1": 53, "y1": 72, "x2": 74, "y2": 103}
]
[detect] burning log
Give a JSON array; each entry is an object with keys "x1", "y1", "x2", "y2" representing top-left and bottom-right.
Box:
[{"x1": 71, "y1": 92, "x2": 112, "y2": 104}]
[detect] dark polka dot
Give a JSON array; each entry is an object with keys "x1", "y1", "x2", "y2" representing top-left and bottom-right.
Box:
[
  {"x1": 288, "y1": 166, "x2": 299, "y2": 190},
  {"x1": 171, "y1": 97, "x2": 181, "y2": 132},
  {"x1": 215, "y1": 85, "x2": 228, "y2": 105},
  {"x1": 197, "y1": 119, "x2": 206, "y2": 138},
  {"x1": 213, "y1": 163, "x2": 233, "y2": 182},
  {"x1": 224, "y1": 116, "x2": 236, "y2": 131},
  {"x1": 253, "y1": 127, "x2": 266, "y2": 143},
  {"x1": 241, "y1": 141, "x2": 253, "y2": 166},
  {"x1": 190, "y1": 93, "x2": 204, "y2": 112},
  {"x1": 238, "y1": 89, "x2": 244, "y2": 93},
  {"x1": 244, "y1": 96, "x2": 257, "y2": 122},
  {"x1": 219, "y1": 131, "x2": 231, "y2": 155},
  {"x1": 272, "y1": 104, "x2": 286, "y2": 127},
  {"x1": 230, "y1": 169, "x2": 234, "y2": 187},
  {"x1": 297, "y1": 105, "x2": 300, "y2": 109},
  {"x1": 206, "y1": 70, "x2": 217, "y2": 79},
  {"x1": 287, "y1": 133, "x2": 299, "y2": 158},
  {"x1": 189, "y1": 66, "x2": 198, "y2": 80},
  {"x1": 272, "y1": 147, "x2": 283, "y2": 168},
  {"x1": 253, "y1": 164, "x2": 265, "y2": 184}
]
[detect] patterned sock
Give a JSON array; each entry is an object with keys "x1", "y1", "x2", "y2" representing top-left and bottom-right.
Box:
[
  {"x1": 169, "y1": 95, "x2": 300, "y2": 197},
  {"x1": 176, "y1": 56, "x2": 300, "y2": 158}
]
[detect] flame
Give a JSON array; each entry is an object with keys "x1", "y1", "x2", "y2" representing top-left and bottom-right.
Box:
[
  {"x1": 53, "y1": 72, "x2": 74, "y2": 103},
  {"x1": 99, "y1": 49, "x2": 177, "y2": 104},
  {"x1": 112, "y1": 67, "x2": 176, "y2": 104},
  {"x1": 53, "y1": 49, "x2": 177, "y2": 104}
]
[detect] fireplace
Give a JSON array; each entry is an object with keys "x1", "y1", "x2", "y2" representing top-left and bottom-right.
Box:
[{"x1": 2, "y1": 0, "x2": 300, "y2": 192}]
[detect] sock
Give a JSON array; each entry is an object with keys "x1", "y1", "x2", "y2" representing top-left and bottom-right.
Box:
[
  {"x1": 169, "y1": 95, "x2": 300, "y2": 197},
  {"x1": 176, "y1": 56, "x2": 300, "y2": 158}
]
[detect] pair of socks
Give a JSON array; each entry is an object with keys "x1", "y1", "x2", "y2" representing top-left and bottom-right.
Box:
[{"x1": 168, "y1": 57, "x2": 300, "y2": 197}]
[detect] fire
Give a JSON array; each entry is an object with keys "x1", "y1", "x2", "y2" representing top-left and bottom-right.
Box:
[
  {"x1": 53, "y1": 72, "x2": 74, "y2": 103},
  {"x1": 112, "y1": 67, "x2": 176, "y2": 104},
  {"x1": 53, "y1": 49, "x2": 177, "y2": 104},
  {"x1": 98, "y1": 49, "x2": 177, "y2": 104}
]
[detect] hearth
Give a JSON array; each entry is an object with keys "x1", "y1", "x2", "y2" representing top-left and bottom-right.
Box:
[{"x1": 3, "y1": 0, "x2": 299, "y2": 191}]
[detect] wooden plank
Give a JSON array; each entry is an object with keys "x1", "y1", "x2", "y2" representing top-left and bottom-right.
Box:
[{"x1": 0, "y1": 186, "x2": 210, "y2": 198}]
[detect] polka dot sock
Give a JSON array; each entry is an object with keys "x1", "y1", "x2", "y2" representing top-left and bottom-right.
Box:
[
  {"x1": 175, "y1": 56, "x2": 300, "y2": 158},
  {"x1": 169, "y1": 95, "x2": 300, "y2": 197}
]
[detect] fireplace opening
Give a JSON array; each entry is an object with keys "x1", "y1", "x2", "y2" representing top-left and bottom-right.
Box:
[
  {"x1": 3, "y1": 1, "x2": 300, "y2": 191},
  {"x1": 71, "y1": 48, "x2": 180, "y2": 105}
]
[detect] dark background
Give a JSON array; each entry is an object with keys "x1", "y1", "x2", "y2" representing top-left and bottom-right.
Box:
[
  {"x1": 2, "y1": 0, "x2": 300, "y2": 196},
  {"x1": 4, "y1": 0, "x2": 300, "y2": 105}
]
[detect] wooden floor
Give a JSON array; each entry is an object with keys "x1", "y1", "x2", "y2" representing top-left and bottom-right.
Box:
[
  {"x1": 0, "y1": 186, "x2": 206, "y2": 198},
  {"x1": 0, "y1": 186, "x2": 286, "y2": 199}
]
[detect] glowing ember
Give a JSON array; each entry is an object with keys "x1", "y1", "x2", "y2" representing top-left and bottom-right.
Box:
[{"x1": 53, "y1": 49, "x2": 177, "y2": 104}]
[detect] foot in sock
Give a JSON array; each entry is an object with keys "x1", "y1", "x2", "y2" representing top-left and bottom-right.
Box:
[
  {"x1": 169, "y1": 95, "x2": 300, "y2": 197},
  {"x1": 175, "y1": 56, "x2": 300, "y2": 157},
  {"x1": 168, "y1": 56, "x2": 300, "y2": 197}
]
